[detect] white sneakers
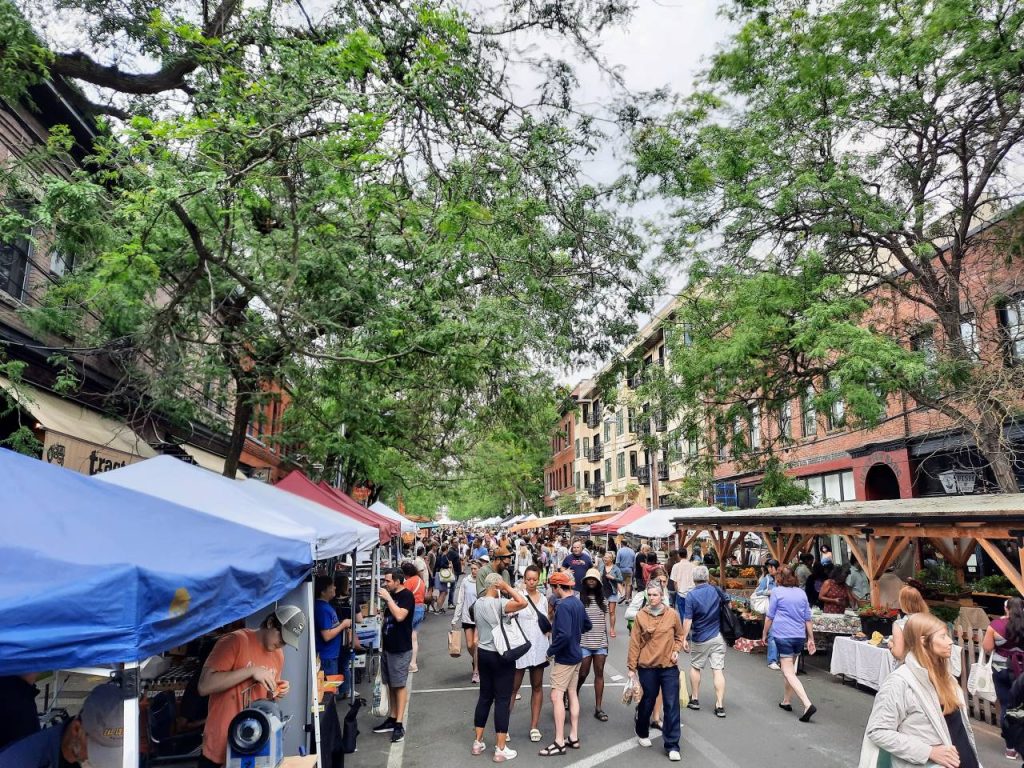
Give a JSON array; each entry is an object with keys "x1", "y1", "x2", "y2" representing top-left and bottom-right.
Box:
[
  {"x1": 472, "y1": 740, "x2": 486, "y2": 756},
  {"x1": 668, "y1": 750, "x2": 681, "y2": 761},
  {"x1": 493, "y1": 746, "x2": 517, "y2": 762},
  {"x1": 768, "y1": 662, "x2": 781, "y2": 670},
  {"x1": 637, "y1": 736, "x2": 653, "y2": 747}
]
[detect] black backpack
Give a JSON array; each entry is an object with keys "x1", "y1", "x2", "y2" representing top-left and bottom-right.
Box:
[{"x1": 717, "y1": 588, "x2": 742, "y2": 646}]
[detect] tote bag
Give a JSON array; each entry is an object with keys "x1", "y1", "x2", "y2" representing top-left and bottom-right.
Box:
[
  {"x1": 370, "y1": 654, "x2": 390, "y2": 717},
  {"x1": 488, "y1": 601, "x2": 531, "y2": 662},
  {"x1": 448, "y1": 628, "x2": 462, "y2": 657},
  {"x1": 967, "y1": 646, "x2": 997, "y2": 702}
]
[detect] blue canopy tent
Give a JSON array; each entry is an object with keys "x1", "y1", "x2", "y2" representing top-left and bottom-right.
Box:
[{"x1": 0, "y1": 448, "x2": 313, "y2": 767}]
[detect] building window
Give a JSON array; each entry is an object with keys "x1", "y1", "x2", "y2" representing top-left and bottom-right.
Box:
[
  {"x1": 911, "y1": 329, "x2": 938, "y2": 367},
  {"x1": 576, "y1": 471, "x2": 581, "y2": 490},
  {"x1": 627, "y1": 407, "x2": 635, "y2": 434},
  {"x1": 575, "y1": 438, "x2": 580, "y2": 457},
  {"x1": 0, "y1": 202, "x2": 32, "y2": 301},
  {"x1": 779, "y1": 401, "x2": 792, "y2": 439},
  {"x1": 629, "y1": 451, "x2": 638, "y2": 476},
  {"x1": 802, "y1": 387, "x2": 817, "y2": 437},
  {"x1": 717, "y1": 428, "x2": 729, "y2": 460},
  {"x1": 604, "y1": 458, "x2": 612, "y2": 480},
  {"x1": 827, "y1": 378, "x2": 845, "y2": 431},
  {"x1": 617, "y1": 451, "x2": 625, "y2": 478},
  {"x1": 749, "y1": 405, "x2": 760, "y2": 450},
  {"x1": 959, "y1": 314, "x2": 980, "y2": 360},
  {"x1": 582, "y1": 403, "x2": 590, "y2": 423},
  {"x1": 1000, "y1": 296, "x2": 1024, "y2": 362},
  {"x1": 603, "y1": 420, "x2": 611, "y2": 443},
  {"x1": 616, "y1": 409, "x2": 624, "y2": 436},
  {"x1": 686, "y1": 432, "x2": 699, "y2": 458},
  {"x1": 584, "y1": 471, "x2": 591, "y2": 488},
  {"x1": 582, "y1": 437, "x2": 590, "y2": 460},
  {"x1": 797, "y1": 470, "x2": 856, "y2": 503}
]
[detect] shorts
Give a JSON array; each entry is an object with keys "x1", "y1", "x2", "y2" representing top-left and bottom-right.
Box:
[
  {"x1": 412, "y1": 604, "x2": 426, "y2": 629},
  {"x1": 607, "y1": 592, "x2": 620, "y2": 604},
  {"x1": 690, "y1": 634, "x2": 727, "y2": 670},
  {"x1": 621, "y1": 572, "x2": 633, "y2": 590},
  {"x1": 774, "y1": 637, "x2": 806, "y2": 658},
  {"x1": 581, "y1": 647, "x2": 608, "y2": 657},
  {"x1": 462, "y1": 622, "x2": 476, "y2": 631},
  {"x1": 382, "y1": 650, "x2": 413, "y2": 688},
  {"x1": 549, "y1": 662, "x2": 581, "y2": 692}
]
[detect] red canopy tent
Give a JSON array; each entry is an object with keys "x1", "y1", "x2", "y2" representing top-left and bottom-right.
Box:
[
  {"x1": 317, "y1": 482, "x2": 405, "y2": 542},
  {"x1": 275, "y1": 471, "x2": 397, "y2": 544},
  {"x1": 591, "y1": 503, "x2": 648, "y2": 535}
]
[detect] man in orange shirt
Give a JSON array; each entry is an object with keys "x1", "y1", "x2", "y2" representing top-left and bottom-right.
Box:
[{"x1": 196, "y1": 605, "x2": 306, "y2": 767}]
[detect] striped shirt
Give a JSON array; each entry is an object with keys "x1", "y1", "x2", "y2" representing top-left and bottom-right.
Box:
[{"x1": 581, "y1": 599, "x2": 608, "y2": 649}]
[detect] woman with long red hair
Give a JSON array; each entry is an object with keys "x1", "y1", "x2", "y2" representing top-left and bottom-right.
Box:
[{"x1": 860, "y1": 613, "x2": 980, "y2": 768}]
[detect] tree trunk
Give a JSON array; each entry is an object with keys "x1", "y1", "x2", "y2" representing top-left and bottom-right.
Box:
[
  {"x1": 977, "y1": 409, "x2": 1020, "y2": 493},
  {"x1": 223, "y1": 372, "x2": 257, "y2": 478}
]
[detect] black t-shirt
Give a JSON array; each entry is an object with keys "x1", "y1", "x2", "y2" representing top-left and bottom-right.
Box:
[
  {"x1": 945, "y1": 711, "x2": 979, "y2": 768},
  {"x1": 0, "y1": 675, "x2": 40, "y2": 751},
  {"x1": 382, "y1": 588, "x2": 416, "y2": 653},
  {"x1": 449, "y1": 551, "x2": 462, "y2": 576}
]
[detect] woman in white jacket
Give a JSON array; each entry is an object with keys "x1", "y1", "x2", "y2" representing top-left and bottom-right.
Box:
[
  {"x1": 452, "y1": 559, "x2": 482, "y2": 684},
  {"x1": 860, "y1": 613, "x2": 980, "y2": 768}
]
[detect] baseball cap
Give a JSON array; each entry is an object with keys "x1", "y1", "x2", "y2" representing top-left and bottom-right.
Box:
[
  {"x1": 479, "y1": 554, "x2": 490, "y2": 563},
  {"x1": 79, "y1": 683, "x2": 125, "y2": 768},
  {"x1": 275, "y1": 604, "x2": 307, "y2": 650},
  {"x1": 549, "y1": 572, "x2": 575, "y2": 588}
]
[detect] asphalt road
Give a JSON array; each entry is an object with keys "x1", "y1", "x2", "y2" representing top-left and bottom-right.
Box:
[{"x1": 343, "y1": 599, "x2": 1008, "y2": 768}]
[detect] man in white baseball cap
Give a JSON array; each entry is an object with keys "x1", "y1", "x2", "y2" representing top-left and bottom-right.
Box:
[
  {"x1": 0, "y1": 681, "x2": 125, "y2": 767},
  {"x1": 196, "y1": 604, "x2": 306, "y2": 767}
]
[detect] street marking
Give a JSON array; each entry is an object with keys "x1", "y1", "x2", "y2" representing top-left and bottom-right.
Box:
[
  {"x1": 685, "y1": 727, "x2": 743, "y2": 768},
  {"x1": 562, "y1": 732, "x2": 661, "y2": 768},
  {"x1": 412, "y1": 683, "x2": 628, "y2": 694},
  {"x1": 386, "y1": 669, "x2": 413, "y2": 768},
  {"x1": 610, "y1": 674, "x2": 624, "y2": 681}
]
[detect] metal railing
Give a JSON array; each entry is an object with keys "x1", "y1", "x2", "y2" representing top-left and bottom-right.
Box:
[
  {"x1": 589, "y1": 442, "x2": 603, "y2": 461},
  {"x1": 588, "y1": 481, "x2": 605, "y2": 498},
  {"x1": 636, "y1": 465, "x2": 651, "y2": 485}
]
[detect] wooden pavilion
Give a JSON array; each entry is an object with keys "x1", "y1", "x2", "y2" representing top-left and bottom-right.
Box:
[{"x1": 670, "y1": 494, "x2": 1024, "y2": 606}]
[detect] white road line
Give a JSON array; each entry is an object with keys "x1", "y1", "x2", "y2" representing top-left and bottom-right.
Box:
[
  {"x1": 412, "y1": 683, "x2": 628, "y2": 694},
  {"x1": 386, "y1": 670, "x2": 413, "y2": 768},
  {"x1": 684, "y1": 727, "x2": 743, "y2": 768},
  {"x1": 562, "y1": 733, "x2": 661, "y2": 768}
]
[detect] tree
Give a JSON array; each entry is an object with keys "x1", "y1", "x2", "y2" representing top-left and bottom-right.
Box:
[
  {"x1": 630, "y1": 0, "x2": 1024, "y2": 491},
  {"x1": 1, "y1": 0, "x2": 655, "y2": 478}
]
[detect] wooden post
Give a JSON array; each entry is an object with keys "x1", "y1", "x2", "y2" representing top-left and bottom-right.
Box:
[{"x1": 977, "y1": 539, "x2": 1024, "y2": 596}]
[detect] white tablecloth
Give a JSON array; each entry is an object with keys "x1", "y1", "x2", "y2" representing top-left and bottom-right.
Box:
[{"x1": 830, "y1": 635, "x2": 898, "y2": 691}]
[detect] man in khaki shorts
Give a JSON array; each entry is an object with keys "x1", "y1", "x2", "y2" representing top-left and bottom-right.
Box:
[
  {"x1": 681, "y1": 565, "x2": 729, "y2": 718},
  {"x1": 539, "y1": 572, "x2": 592, "y2": 756}
]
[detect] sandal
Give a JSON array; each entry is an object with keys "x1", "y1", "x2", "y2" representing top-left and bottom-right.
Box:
[
  {"x1": 650, "y1": 720, "x2": 663, "y2": 731},
  {"x1": 529, "y1": 729, "x2": 542, "y2": 743},
  {"x1": 594, "y1": 710, "x2": 609, "y2": 722},
  {"x1": 566, "y1": 737, "x2": 581, "y2": 749},
  {"x1": 538, "y1": 742, "x2": 567, "y2": 757}
]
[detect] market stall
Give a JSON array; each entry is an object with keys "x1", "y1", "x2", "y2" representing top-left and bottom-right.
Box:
[
  {"x1": 0, "y1": 447, "x2": 313, "y2": 768},
  {"x1": 277, "y1": 471, "x2": 399, "y2": 543},
  {"x1": 591, "y1": 503, "x2": 647, "y2": 535}
]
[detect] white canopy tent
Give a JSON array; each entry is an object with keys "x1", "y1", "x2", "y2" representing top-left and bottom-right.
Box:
[
  {"x1": 620, "y1": 507, "x2": 723, "y2": 539},
  {"x1": 370, "y1": 500, "x2": 418, "y2": 534},
  {"x1": 98, "y1": 456, "x2": 380, "y2": 765}
]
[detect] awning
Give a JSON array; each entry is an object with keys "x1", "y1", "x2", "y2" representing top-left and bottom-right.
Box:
[
  {"x1": 0, "y1": 375, "x2": 155, "y2": 475},
  {"x1": 181, "y1": 443, "x2": 246, "y2": 479},
  {"x1": 592, "y1": 503, "x2": 647, "y2": 534},
  {"x1": 369, "y1": 501, "x2": 418, "y2": 534},
  {"x1": 508, "y1": 510, "x2": 616, "y2": 533},
  {"x1": 621, "y1": 507, "x2": 721, "y2": 539},
  {"x1": 275, "y1": 472, "x2": 397, "y2": 544}
]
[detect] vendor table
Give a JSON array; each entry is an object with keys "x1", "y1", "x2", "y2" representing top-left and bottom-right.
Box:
[
  {"x1": 830, "y1": 635, "x2": 897, "y2": 690},
  {"x1": 812, "y1": 613, "x2": 861, "y2": 635}
]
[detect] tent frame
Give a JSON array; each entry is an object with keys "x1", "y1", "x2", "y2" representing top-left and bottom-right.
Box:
[{"x1": 669, "y1": 495, "x2": 1024, "y2": 606}]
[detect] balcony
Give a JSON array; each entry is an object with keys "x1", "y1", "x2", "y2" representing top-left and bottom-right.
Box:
[
  {"x1": 589, "y1": 442, "x2": 603, "y2": 461},
  {"x1": 637, "y1": 420, "x2": 651, "y2": 438},
  {"x1": 586, "y1": 407, "x2": 602, "y2": 429},
  {"x1": 628, "y1": 371, "x2": 644, "y2": 389},
  {"x1": 636, "y1": 465, "x2": 651, "y2": 485},
  {"x1": 658, "y1": 465, "x2": 670, "y2": 482},
  {"x1": 589, "y1": 481, "x2": 605, "y2": 498}
]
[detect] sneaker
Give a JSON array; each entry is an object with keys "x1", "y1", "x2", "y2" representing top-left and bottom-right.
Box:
[
  {"x1": 472, "y1": 671, "x2": 480, "y2": 684},
  {"x1": 687, "y1": 698, "x2": 700, "y2": 711},
  {"x1": 391, "y1": 724, "x2": 405, "y2": 743},
  {"x1": 714, "y1": 706, "x2": 726, "y2": 718},
  {"x1": 768, "y1": 662, "x2": 781, "y2": 670},
  {"x1": 668, "y1": 750, "x2": 681, "y2": 762},
  {"x1": 1006, "y1": 748, "x2": 1019, "y2": 760},
  {"x1": 373, "y1": 717, "x2": 397, "y2": 733},
  {"x1": 472, "y1": 740, "x2": 487, "y2": 756},
  {"x1": 637, "y1": 736, "x2": 652, "y2": 748},
  {"x1": 493, "y1": 746, "x2": 518, "y2": 762}
]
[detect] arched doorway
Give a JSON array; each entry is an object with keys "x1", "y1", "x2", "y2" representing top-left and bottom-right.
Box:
[{"x1": 864, "y1": 463, "x2": 901, "y2": 500}]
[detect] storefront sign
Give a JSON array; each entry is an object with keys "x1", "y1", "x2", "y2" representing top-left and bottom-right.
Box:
[{"x1": 43, "y1": 432, "x2": 143, "y2": 476}]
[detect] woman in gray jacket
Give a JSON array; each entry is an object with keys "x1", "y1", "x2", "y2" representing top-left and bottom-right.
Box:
[{"x1": 860, "y1": 613, "x2": 980, "y2": 768}]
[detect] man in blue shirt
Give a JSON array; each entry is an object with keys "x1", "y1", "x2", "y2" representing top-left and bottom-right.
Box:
[
  {"x1": 542, "y1": 572, "x2": 592, "y2": 755},
  {"x1": 681, "y1": 565, "x2": 729, "y2": 718},
  {"x1": 315, "y1": 575, "x2": 353, "y2": 679},
  {"x1": 615, "y1": 542, "x2": 635, "y2": 599},
  {"x1": 561, "y1": 540, "x2": 593, "y2": 593}
]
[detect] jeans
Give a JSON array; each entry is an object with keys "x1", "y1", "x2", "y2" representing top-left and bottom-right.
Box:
[
  {"x1": 675, "y1": 594, "x2": 686, "y2": 624},
  {"x1": 475, "y1": 649, "x2": 515, "y2": 733},
  {"x1": 767, "y1": 631, "x2": 779, "y2": 665},
  {"x1": 996, "y1": 667, "x2": 1015, "y2": 744},
  {"x1": 636, "y1": 667, "x2": 681, "y2": 753}
]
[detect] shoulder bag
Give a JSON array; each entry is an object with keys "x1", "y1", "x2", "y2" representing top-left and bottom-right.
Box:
[
  {"x1": 717, "y1": 588, "x2": 742, "y2": 646},
  {"x1": 490, "y1": 600, "x2": 532, "y2": 662},
  {"x1": 528, "y1": 594, "x2": 553, "y2": 634}
]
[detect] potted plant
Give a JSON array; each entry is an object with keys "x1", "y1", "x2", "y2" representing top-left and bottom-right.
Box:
[
  {"x1": 859, "y1": 605, "x2": 899, "y2": 636},
  {"x1": 970, "y1": 575, "x2": 1020, "y2": 614}
]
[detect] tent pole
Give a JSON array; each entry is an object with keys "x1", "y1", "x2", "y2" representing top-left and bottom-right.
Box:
[
  {"x1": 350, "y1": 547, "x2": 358, "y2": 703},
  {"x1": 122, "y1": 660, "x2": 140, "y2": 768},
  {"x1": 305, "y1": 578, "x2": 324, "y2": 768}
]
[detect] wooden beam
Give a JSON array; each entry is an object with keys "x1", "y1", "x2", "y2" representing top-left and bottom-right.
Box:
[
  {"x1": 877, "y1": 537, "x2": 911, "y2": 575},
  {"x1": 760, "y1": 531, "x2": 784, "y2": 563},
  {"x1": 843, "y1": 535, "x2": 869, "y2": 573},
  {"x1": 782, "y1": 534, "x2": 805, "y2": 564},
  {"x1": 977, "y1": 539, "x2": 1024, "y2": 596}
]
